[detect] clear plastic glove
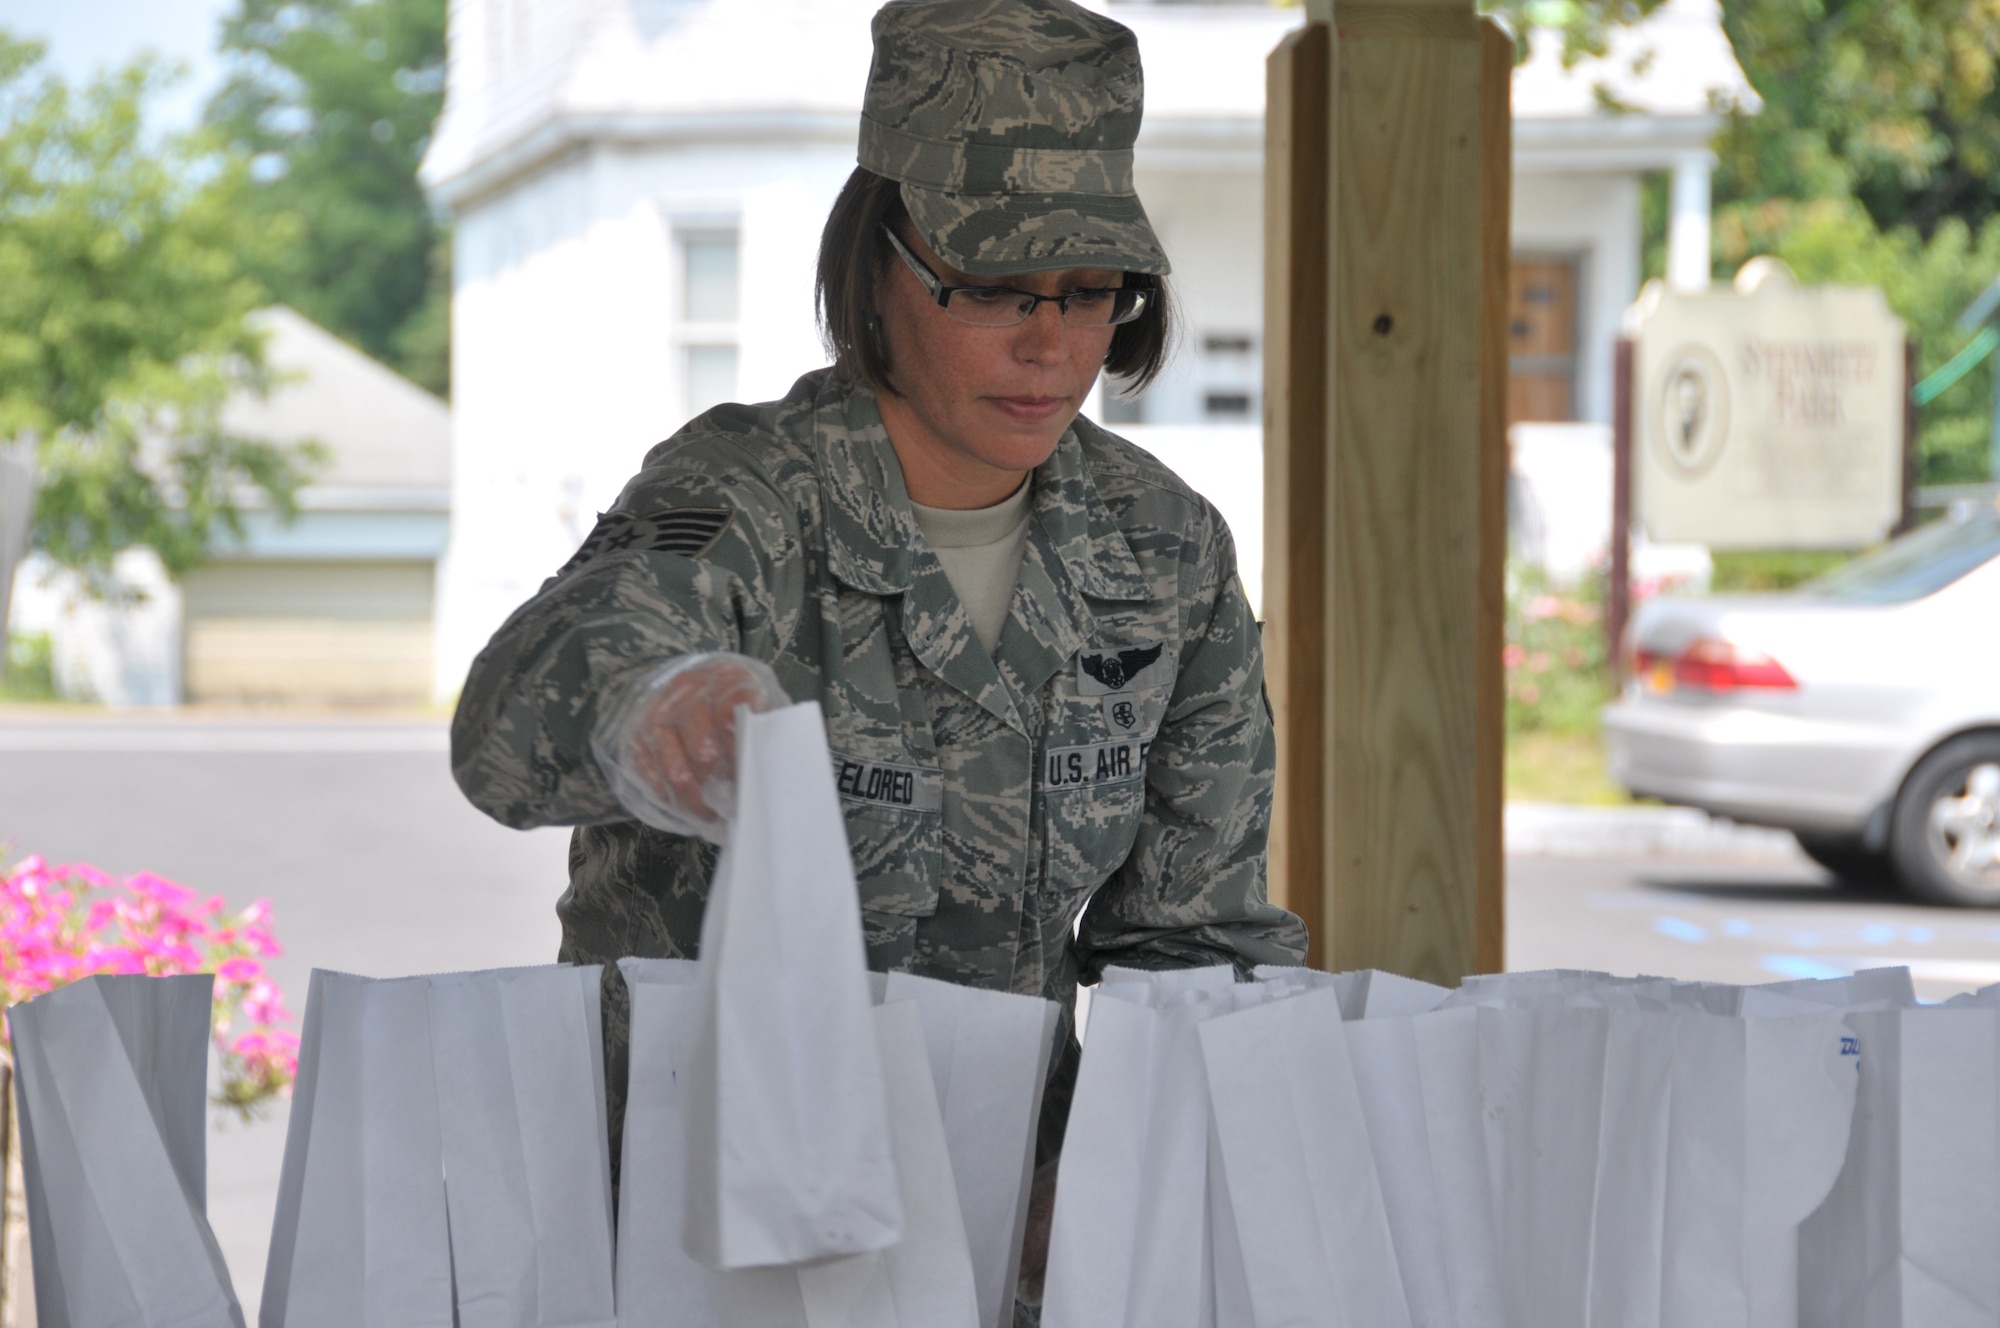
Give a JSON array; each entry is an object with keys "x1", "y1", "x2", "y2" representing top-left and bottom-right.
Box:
[{"x1": 592, "y1": 652, "x2": 790, "y2": 844}]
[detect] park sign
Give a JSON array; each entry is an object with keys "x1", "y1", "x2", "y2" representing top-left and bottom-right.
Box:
[{"x1": 1629, "y1": 259, "x2": 1907, "y2": 549}]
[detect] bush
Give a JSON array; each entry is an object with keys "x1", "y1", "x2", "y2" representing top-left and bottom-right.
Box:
[
  {"x1": 1716, "y1": 199, "x2": 2000, "y2": 488},
  {"x1": 1709, "y1": 550, "x2": 1855, "y2": 593},
  {"x1": 1, "y1": 632, "x2": 57, "y2": 702},
  {"x1": 1505, "y1": 566, "x2": 1613, "y2": 737},
  {"x1": 0, "y1": 851, "x2": 298, "y2": 1117}
]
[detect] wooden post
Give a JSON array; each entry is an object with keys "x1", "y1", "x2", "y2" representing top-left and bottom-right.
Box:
[
  {"x1": 1263, "y1": 0, "x2": 1511, "y2": 984},
  {"x1": 1262, "y1": 19, "x2": 1332, "y2": 964},
  {"x1": 1608, "y1": 337, "x2": 1634, "y2": 680}
]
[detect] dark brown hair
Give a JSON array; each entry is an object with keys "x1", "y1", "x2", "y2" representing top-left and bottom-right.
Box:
[{"x1": 814, "y1": 166, "x2": 1175, "y2": 399}]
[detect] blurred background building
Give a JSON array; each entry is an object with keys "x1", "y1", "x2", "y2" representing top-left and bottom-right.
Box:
[
  {"x1": 420, "y1": 0, "x2": 1754, "y2": 700},
  {"x1": 11, "y1": 308, "x2": 450, "y2": 706}
]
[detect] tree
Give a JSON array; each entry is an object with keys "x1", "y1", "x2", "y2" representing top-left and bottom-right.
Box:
[
  {"x1": 1705, "y1": 0, "x2": 2000, "y2": 486},
  {"x1": 1717, "y1": 198, "x2": 2000, "y2": 486},
  {"x1": 205, "y1": 0, "x2": 449, "y2": 395},
  {"x1": 1492, "y1": 0, "x2": 2000, "y2": 485},
  {"x1": 0, "y1": 33, "x2": 322, "y2": 589},
  {"x1": 1715, "y1": 0, "x2": 2000, "y2": 240}
]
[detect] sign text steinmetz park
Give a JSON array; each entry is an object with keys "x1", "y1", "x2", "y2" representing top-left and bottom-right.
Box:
[{"x1": 1631, "y1": 258, "x2": 1908, "y2": 550}]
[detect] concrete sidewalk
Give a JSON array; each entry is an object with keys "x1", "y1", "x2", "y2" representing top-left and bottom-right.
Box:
[{"x1": 1505, "y1": 802, "x2": 1802, "y2": 861}]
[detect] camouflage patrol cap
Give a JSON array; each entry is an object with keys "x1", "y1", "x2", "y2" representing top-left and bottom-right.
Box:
[{"x1": 858, "y1": 0, "x2": 1171, "y2": 278}]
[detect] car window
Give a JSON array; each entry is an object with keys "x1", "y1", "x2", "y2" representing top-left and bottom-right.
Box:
[{"x1": 1801, "y1": 513, "x2": 2000, "y2": 604}]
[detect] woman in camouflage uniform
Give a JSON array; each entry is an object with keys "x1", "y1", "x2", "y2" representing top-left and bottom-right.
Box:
[{"x1": 450, "y1": 0, "x2": 1307, "y2": 1308}]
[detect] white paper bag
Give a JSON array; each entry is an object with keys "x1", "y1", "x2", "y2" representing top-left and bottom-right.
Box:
[
  {"x1": 261, "y1": 970, "x2": 453, "y2": 1328},
  {"x1": 618, "y1": 965, "x2": 979, "y2": 1328},
  {"x1": 1476, "y1": 1004, "x2": 1607, "y2": 1328},
  {"x1": 791, "y1": 999, "x2": 982, "y2": 1328},
  {"x1": 1407, "y1": 1006, "x2": 1506, "y2": 1328},
  {"x1": 1799, "y1": 1006, "x2": 1997, "y2": 1328},
  {"x1": 428, "y1": 964, "x2": 616, "y2": 1328},
  {"x1": 1042, "y1": 986, "x2": 1229, "y2": 1328},
  {"x1": 616, "y1": 959, "x2": 720, "y2": 1328},
  {"x1": 1197, "y1": 986, "x2": 1410, "y2": 1328},
  {"x1": 1345, "y1": 1013, "x2": 1476, "y2": 1328},
  {"x1": 880, "y1": 971, "x2": 1060, "y2": 1328},
  {"x1": 683, "y1": 701, "x2": 902, "y2": 1271},
  {"x1": 7, "y1": 973, "x2": 245, "y2": 1328},
  {"x1": 1334, "y1": 970, "x2": 1451, "y2": 1020},
  {"x1": 1890, "y1": 1008, "x2": 2000, "y2": 1324}
]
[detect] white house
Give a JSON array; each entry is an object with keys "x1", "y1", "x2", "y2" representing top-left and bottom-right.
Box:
[
  {"x1": 8, "y1": 308, "x2": 452, "y2": 706},
  {"x1": 421, "y1": 0, "x2": 1758, "y2": 696}
]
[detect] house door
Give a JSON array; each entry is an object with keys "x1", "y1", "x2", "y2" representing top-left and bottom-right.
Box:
[{"x1": 1507, "y1": 255, "x2": 1579, "y2": 424}]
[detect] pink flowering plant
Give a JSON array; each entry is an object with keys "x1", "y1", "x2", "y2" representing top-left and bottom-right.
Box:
[
  {"x1": 0, "y1": 850, "x2": 298, "y2": 1118},
  {"x1": 1504, "y1": 565, "x2": 1611, "y2": 736}
]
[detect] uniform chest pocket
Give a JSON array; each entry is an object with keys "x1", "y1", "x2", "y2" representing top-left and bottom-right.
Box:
[
  {"x1": 838, "y1": 793, "x2": 942, "y2": 971},
  {"x1": 1038, "y1": 738, "x2": 1150, "y2": 897}
]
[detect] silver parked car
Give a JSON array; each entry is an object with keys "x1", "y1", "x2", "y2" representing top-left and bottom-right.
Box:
[{"x1": 1603, "y1": 508, "x2": 2000, "y2": 905}]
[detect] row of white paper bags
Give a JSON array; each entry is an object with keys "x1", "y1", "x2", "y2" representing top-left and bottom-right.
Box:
[
  {"x1": 1041, "y1": 963, "x2": 2000, "y2": 1328},
  {"x1": 4, "y1": 702, "x2": 1062, "y2": 1328},
  {"x1": 3, "y1": 957, "x2": 1058, "y2": 1328}
]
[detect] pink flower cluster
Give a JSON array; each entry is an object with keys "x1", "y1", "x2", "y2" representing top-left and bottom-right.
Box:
[
  {"x1": 1521, "y1": 593, "x2": 1600, "y2": 627},
  {"x1": 0, "y1": 853, "x2": 299, "y2": 1115}
]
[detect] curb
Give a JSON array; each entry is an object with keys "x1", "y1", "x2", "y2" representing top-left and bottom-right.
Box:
[{"x1": 1505, "y1": 802, "x2": 1801, "y2": 860}]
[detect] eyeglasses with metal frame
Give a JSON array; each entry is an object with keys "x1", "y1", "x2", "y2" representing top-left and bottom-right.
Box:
[{"x1": 882, "y1": 226, "x2": 1149, "y2": 329}]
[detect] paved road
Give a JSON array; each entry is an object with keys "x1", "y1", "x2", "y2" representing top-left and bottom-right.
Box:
[
  {"x1": 7, "y1": 712, "x2": 2000, "y2": 1309},
  {"x1": 0, "y1": 712, "x2": 570, "y2": 1314},
  {"x1": 1509, "y1": 849, "x2": 2000, "y2": 1001}
]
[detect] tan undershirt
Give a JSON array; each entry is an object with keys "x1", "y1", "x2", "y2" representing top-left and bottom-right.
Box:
[{"x1": 909, "y1": 480, "x2": 1035, "y2": 655}]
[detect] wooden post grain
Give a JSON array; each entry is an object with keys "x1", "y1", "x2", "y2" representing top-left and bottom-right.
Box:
[
  {"x1": 1262, "y1": 20, "x2": 1332, "y2": 965},
  {"x1": 1262, "y1": 0, "x2": 1510, "y2": 984}
]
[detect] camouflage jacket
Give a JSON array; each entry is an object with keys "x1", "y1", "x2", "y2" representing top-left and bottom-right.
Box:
[{"x1": 450, "y1": 368, "x2": 1306, "y2": 1148}]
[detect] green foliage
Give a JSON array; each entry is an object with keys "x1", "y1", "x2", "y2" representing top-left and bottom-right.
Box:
[
  {"x1": 1639, "y1": 170, "x2": 1669, "y2": 284},
  {"x1": 1, "y1": 632, "x2": 56, "y2": 701},
  {"x1": 206, "y1": 0, "x2": 449, "y2": 396},
  {"x1": 1474, "y1": 0, "x2": 1671, "y2": 70},
  {"x1": 1715, "y1": 198, "x2": 2000, "y2": 486},
  {"x1": 1702, "y1": 0, "x2": 2000, "y2": 489},
  {"x1": 1714, "y1": 0, "x2": 2000, "y2": 240},
  {"x1": 1709, "y1": 548, "x2": 1854, "y2": 592},
  {"x1": 0, "y1": 34, "x2": 323, "y2": 586},
  {"x1": 1506, "y1": 731, "x2": 1631, "y2": 805},
  {"x1": 1506, "y1": 566, "x2": 1613, "y2": 737}
]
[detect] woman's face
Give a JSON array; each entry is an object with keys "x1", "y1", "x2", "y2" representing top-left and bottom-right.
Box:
[{"x1": 873, "y1": 224, "x2": 1122, "y2": 509}]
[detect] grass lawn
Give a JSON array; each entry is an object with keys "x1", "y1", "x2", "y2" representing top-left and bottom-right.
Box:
[{"x1": 1505, "y1": 729, "x2": 1631, "y2": 805}]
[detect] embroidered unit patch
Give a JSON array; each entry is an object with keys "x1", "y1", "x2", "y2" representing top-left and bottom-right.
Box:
[
  {"x1": 1076, "y1": 644, "x2": 1165, "y2": 695},
  {"x1": 559, "y1": 508, "x2": 734, "y2": 576}
]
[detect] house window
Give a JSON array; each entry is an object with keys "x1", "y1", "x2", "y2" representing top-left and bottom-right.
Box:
[
  {"x1": 1507, "y1": 254, "x2": 1580, "y2": 424},
  {"x1": 1201, "y1": 331, "x2": 1259, "y2": 422},
  {"x1": 679, "y1": 231, "x2": 739, "y2": 416}
]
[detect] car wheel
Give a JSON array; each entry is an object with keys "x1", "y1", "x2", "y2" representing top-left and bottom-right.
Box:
[
  {"x1": 1793, "y1": 831, "x2": 1897, "y2": 890},
  {"x1": 1891, "y1": 735, "x2": 2000, "y2": 907}
]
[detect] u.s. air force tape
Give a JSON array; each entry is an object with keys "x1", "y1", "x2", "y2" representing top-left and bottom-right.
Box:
[
  {"x1": 831, "y1": 755, "x2": 945, "y2": 813},
  {"x1": 1041, "y1": 737, "x2": 1153, "y2": 792},
  {"x1": 557, "y1": 508, "x2": 733, "y2": 576}
]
